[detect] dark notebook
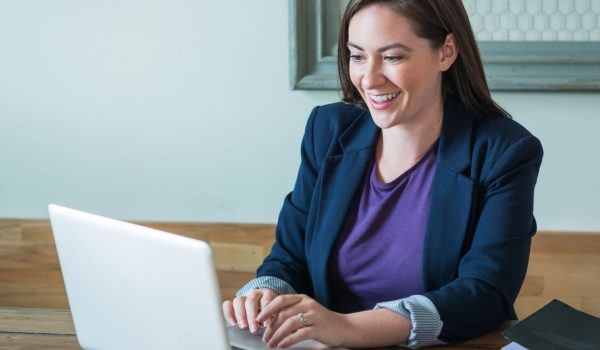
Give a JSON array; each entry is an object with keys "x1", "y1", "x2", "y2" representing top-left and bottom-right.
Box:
[{"x1": 502, "y1": 299, "x2": 600, "y2": 350}]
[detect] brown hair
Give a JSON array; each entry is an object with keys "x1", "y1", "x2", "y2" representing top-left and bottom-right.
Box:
[{"x1": 337, "y1": 0, "x2": 509, "y2": 118}]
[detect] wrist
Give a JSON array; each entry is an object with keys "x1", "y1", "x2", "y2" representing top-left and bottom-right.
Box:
[
  {"x1": 336, "y1": 309, "x2": 411, "y2": 348},
  {"x1": 333, "y1": 312, "x2": 353, "y2": 347}
]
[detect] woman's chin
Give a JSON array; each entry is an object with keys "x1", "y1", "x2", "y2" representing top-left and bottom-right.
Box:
[{"x1": 369, "y1": 111, "x2": 401, "y2": 130}]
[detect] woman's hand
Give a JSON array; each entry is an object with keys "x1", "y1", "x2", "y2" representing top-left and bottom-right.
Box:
[
  {"x1": 256, "y1": 294, "x2": 348, "y2": 349},
  {"x1": 222, "y1": 288, "x2": 278, "y2": 333}
]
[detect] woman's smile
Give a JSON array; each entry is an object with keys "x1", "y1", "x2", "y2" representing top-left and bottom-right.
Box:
[{"x1": 367, "y1": 91, "x2": 401, "y2": 110}]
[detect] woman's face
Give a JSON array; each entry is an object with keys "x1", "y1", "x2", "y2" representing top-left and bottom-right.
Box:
[{"x1": 348, "y1": 4, "x2": 454, "y2": 129}]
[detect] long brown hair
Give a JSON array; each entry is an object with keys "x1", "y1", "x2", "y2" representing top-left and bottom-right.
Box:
[{"x1": 337, "y1": 0, "x2": 509, "y2": 118}]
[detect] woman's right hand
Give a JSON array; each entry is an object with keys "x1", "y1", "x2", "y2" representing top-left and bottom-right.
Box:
[{"x1": 222, "y1": 288, "x2": 278, "y2": 334}]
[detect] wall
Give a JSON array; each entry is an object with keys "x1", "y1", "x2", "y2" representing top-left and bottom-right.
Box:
[{"x1": 1, "y1": 0, "x2": 599, "y2": 231}]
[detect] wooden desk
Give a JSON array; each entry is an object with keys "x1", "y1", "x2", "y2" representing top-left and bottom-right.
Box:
[
  {"x1": 0, "y1": 307, "x2": 511, "y2": 349},
  {"x1": 0, "y1": 308, "x2": 78, "y2": 349}
]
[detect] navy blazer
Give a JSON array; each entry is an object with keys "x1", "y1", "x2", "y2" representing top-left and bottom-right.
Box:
[{"x1": 257, "y1": 98, "x2": 543, "y2": 342}]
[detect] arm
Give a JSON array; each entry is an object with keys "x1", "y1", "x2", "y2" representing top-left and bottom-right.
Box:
[
  {"x1": 337, "y1": 308, "x2": 413, "y2": 348},
  {"x1": 426, "y1": 135, "x2": 543, "y2": 342},
  {"x1": 238, "y1": 279, "x2": 445, "y2": 348},
  {"x1": 256, "y1": 294, "x2": 413, "y2": 348}
]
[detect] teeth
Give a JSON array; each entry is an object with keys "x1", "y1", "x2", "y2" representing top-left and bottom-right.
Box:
[{"x1": 369, "y1": 92, "x2": 399, "y2": 102}]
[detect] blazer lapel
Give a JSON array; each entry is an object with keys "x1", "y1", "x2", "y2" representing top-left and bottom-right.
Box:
[
  {"x1": 423, "y1": 98, "x2": 476, "y2": 291},
  {"x1": 310, "y1": 111, "x2": 378, "y2": 307}
]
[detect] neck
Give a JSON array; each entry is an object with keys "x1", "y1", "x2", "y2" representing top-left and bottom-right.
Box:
[{"x1": 377, "y1": 100, "x2": 444, "y2": 166}]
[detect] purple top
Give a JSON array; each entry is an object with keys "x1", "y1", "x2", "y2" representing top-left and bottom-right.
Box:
[{"x1": 328, "y1": 141, "x2": 438, "y2": 313}]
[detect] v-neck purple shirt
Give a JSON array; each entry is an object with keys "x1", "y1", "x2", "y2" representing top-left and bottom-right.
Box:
[{"x1": 328, "y1": 141, "x2": 438, "y2": 313}]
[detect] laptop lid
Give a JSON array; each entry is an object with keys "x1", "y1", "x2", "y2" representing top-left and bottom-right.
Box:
[{"x1": 48, "y1": 204, "x2": 230, "y2": 350}]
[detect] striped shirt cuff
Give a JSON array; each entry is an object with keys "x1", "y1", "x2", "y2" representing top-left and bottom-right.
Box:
[
  {"x1": 235, "y1": 276, "x2": 297, "y2": 297},
  {"x1": 375, "y1": 295, "x2": 446, "y2": 349}
]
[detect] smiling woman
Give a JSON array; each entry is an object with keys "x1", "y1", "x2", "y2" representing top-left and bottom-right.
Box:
[{"x1": 223, "y1": 1, "x2": 543, "y2": 349}]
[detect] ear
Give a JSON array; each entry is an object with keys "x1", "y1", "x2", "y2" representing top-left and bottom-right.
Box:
[{"x1": 439, "y1": 33, "x2": 458, "y2": 72}]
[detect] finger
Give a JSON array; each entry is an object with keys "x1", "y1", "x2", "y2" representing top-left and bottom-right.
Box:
[
  {"x1": 277, "y1": 327, "x2": 312, "y2": 349},
  {"x1": 263, "y1": 306, "x2": 300, "y2": 334},
  {"x1": 259, "y1": 291, "x2": 275, "y2": 327},
  {"x1": 244, "y1": 292, "x2": 261, "y2": 333},
  {"x1": 259, "y1": 290, "x2": 275, "y2": 310},
  {"x1": 266, "y1": 313, "x2": 307, "y2": 348},
  {"x1": 262, "y1": 316, "x2": 272, "y2": 329},
  {"x1": 260, "y1": 312, "x2": 280, "y2": 343},
  {"x1": 222, "y1": 300, "x2": 237, "y2": 326},
  {"x1": 232, "y1": 296, "x2": 248, "y2": 329},
  {"x1": 263, "y1": 308, "x2": 307, "y2": 345},
  {"x1": 257, "y1": 295, "x2": 301, "y2": 322}
]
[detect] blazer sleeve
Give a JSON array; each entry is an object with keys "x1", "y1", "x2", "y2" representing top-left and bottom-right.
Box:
[
  {"x1": 424, "y1": 135, "x2": 543, "y2": 342},
  {"x1": 255, "y1": 106, "x2": 322, "y2": 295}
]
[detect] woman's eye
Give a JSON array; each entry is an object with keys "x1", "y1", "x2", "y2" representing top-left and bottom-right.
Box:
[
  {"x1": 385, "y1": 56, "x2": 404, "y2": 62},
  {"x1": 349, "y1": 54, "x2": 363, "y2": 62}
]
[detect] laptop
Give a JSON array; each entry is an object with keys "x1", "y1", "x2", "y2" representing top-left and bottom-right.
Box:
[{"x1": 49, "y1": 204, "x2": 337, "y2": 350}]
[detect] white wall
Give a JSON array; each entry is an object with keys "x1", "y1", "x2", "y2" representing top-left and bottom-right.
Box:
[
  {"x1": 1, "y1": 1, "x2": 599, "y2": 231},
  {"x1": 495, "y1": 92, "x2": 600, "y2": 232}
]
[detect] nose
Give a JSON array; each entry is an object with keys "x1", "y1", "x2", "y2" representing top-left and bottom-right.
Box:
[{"x1": 361, "y1": 60, "x2": 385, "y2": 89}]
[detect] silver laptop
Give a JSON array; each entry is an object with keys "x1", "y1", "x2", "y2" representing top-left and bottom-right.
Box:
[{"x1": 49, "y1": 204, "x2": 335, "y2": 350}]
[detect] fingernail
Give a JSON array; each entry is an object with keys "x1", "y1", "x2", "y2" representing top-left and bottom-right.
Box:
[
  {"x1": 250, "y1": 324, "x2": 257, "y2": 333},
  {"x1": 229, "y1": 318, "x2": 236, "y2": 326},
  {"x1": 240, "y1": 320, "x2": 247, "y2": 328}
]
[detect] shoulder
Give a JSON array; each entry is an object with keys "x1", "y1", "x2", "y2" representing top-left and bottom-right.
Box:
[
  {"x1": 305, "y1": 102, "x2": 368, "y2": 151},
  {"x1": 473, "y1": 114, "x2": 537, "y2": 146},
  {"x1": 472, "y1": 114, "x2": 542, "y2": 156},
  {"x1": 470, "y1": 114, "x2": 543, "y2": 182},
  {"x1": 308, "y1": 101, "x2": 365, "y2": 133},
  {"x1": 442, "y1": 97, "x2": 542, "y2": 170}
]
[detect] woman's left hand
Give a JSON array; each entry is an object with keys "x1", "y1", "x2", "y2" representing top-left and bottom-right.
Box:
[{"x1": 256, "y1": 294, "x2": 348, "y2": 349}]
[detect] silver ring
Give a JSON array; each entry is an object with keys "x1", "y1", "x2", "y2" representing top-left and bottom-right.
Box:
[{"x1": 298, "y1": 312, "x2": 309, "y2": 327}]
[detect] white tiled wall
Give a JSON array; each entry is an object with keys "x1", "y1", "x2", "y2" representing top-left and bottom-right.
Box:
[{"x1": 463, "y1": 0, "x2": 600, "y2": 41}]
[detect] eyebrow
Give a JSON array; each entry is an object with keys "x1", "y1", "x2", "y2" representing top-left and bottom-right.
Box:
[{"x1": 347, "y1": 41, "x2": 412, "y2": 52}]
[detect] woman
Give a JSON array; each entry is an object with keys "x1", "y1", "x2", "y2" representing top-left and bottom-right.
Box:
[{"x1": 223, "y1": 0, "x2": 543, "y2": 348}]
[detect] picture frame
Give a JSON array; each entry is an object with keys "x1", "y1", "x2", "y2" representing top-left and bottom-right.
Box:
[{"x1": 289, "y1": 0, "x2": 600, "y2": 91}]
